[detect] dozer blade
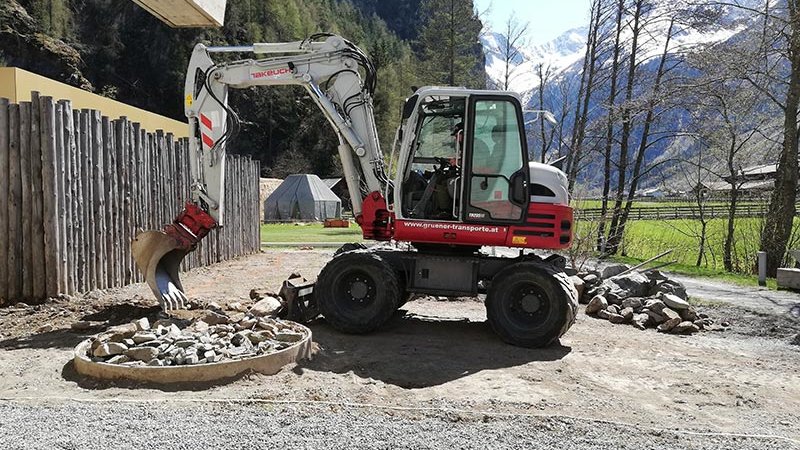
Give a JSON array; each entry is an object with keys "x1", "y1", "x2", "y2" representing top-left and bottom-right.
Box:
[{"x1": 132, "y1": 230, "x2": 190, "y2": 312}]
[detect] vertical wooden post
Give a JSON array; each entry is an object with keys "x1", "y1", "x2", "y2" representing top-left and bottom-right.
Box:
[
  {"x1": 40, "y1": 97, "x2": 61, "y2": 298},
  {"x1": 118, "y1": 119, "x2": 131, "y2": 284},
  {"x1": 29, "y1": 93, "x2": 47, "y2": 299},
  {"x1": 8, "y1": 104, "x2": 22, "y2": 301},
  {"x1": 59, "y1": 100, "x2": 77, "y2": 295},
  {"x1": 102, "y1": 117, "x2": 116, "y2": 287},
  {"x1": 19, "y1": 102, "x2": 33, "y2": 299},
  {"x1": 0, "y1": 99, "x2": 9, "y2": 303},
  {"x1": 90, "y1": 111, "x2": 106, "y2": 289},
  {"x1": 52, "y1": 102, "x2": 68, "y2": 295}
]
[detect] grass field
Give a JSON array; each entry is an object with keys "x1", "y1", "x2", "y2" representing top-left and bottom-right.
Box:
[{"x1": 261, "y1": 222, "x2": 362, "y2": 243}]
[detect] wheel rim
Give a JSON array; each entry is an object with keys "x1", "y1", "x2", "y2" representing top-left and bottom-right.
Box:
[
  {"x1": 335, "y1": 270, "x2": 376, "y2": 311},
  {"x1": 504, "y1": 282, "x2": 552, "y2": 329}
]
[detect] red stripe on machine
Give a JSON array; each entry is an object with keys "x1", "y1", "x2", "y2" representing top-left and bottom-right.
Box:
[
  {"x1": 200, "y1": 114, "x2": 213, "y2": 130},
  {"x1": 202, "y1": 133, "x2": 214, "y2": 148}
]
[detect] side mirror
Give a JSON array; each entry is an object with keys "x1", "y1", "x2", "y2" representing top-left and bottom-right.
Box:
[
  {"x1": 401, "y1": 94, "x2": 418, "y2": 120},
  {"x1": 509, "y1": 171, "x2": 526, "y2": 205}
]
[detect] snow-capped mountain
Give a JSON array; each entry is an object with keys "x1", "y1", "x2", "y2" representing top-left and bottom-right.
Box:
[{"x1": 482, "y1": 0, "x2": 759, "y2": 100}]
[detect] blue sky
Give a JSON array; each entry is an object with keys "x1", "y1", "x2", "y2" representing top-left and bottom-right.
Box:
[{"x1": 474, "y1": 0, "x2": 591, "y2": 46}]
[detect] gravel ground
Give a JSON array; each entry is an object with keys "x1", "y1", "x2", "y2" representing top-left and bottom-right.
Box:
[{"x1": 1, "y1": 400, "x2": 797, "y2": 450}]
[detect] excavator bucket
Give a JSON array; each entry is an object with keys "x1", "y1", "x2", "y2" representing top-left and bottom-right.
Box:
[{"x1": 132, "y1": 230, "x2": 190, "y2": 311}]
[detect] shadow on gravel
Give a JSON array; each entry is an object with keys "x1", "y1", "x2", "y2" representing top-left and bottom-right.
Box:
[
  {"x1": 0, "y1": 329, "x2": 86, "y2": 350},
  {"x1": 297, "y1": 311, "x2": 571, "y2": 388},
  {"x1": 60, "y1": 360, "x2": 254, "y2": 392}
]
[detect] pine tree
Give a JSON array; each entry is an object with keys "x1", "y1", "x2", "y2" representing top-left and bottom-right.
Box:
[{"x1": 417, "y1": 0, "x2": 484, "y2": 88}]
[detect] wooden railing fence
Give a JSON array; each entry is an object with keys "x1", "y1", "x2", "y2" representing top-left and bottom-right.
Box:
[{"x1": 0, "y1": 93, "x2": 260, "y2": 304}]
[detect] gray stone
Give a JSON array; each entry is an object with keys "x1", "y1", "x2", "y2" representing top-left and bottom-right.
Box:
[
  {"x1": 134, "y1": 317, "x2": 150, "y2": 331},
  {"x1": 605, "y1": 271, "x2": 651, "y2": 299},
  {"x1": 202, "y1": 311, "x2": 229, "y2": 325},
  {"x1": 601, "y1": 264, "x2": 630, "y2": 279},
  {"x1": 185, "y1": 354, "x2": 199, "y2": 365},
  {"x1": 239, "y1": 318, "x2": 257, "y2": 329},
  {"x1": 132, "y1": 332, "x2": 158, "y2": 344},
  {"x1": 147, "y1": 359, "x2": 164, "y2": 367},
  {"x1": 229, "y1": 312, "x2": 246, "y2": 323},
  {"x1": 248, "y1": 332, "x2": 271, "y2": 344},
  {"x1": 661, "y1": 293, "x2": 690, "y2": 310},
  {"x1": 644, "y1": 299, "x2": 666, "y2": 313},
  {"x1": 275, "y1": 332, "x2": 304, "y2": 343},
  {"x1": 93, "y1": 342, "x2": 128, "y2": 357},
  {"x1": 662, "y1": 307, "x2": 681, "y2": 321},
  {"x1": 607, "y1": 304, "x2": 620, "y2": 315},
  {"x1": 632, "y1": 313, "x2": 649, "y2": 330},
  {"x1": 644, "y1": 270, "x2": 669, "y2": 281},
  {"x1": 581, "y1": 273, "x2": 599, "y2": 285},
  {"x1": 106, "y1": 355, "x2": 130, "y2": 364},
  {"x1": 124, "y1": 346, "x2": 159, "y2": 362},
  {"x1": 672, "y1": 321, "x2": 699, "y2": 334},
  {"x1": 657, "y1": 317, "x2": 682, "y2": 332},
  {"x1": 679, "y1": 308, "x2": 698, "y2": 322},
  {"x1": 619, "y1": 307, "x2": 634, "y2": 323},
  {"x1": 597, "y1": 309, "x2": 612, "y2": 320},
  {"x1": 621, "y1": 297, "x2": 644, "y2": 311},
  {"x1": 203, "y1": 350, "x2": 216, "y2": 360},
  {"x1": 570, "y1": 276, "x2": 586, "y2": 303},
  {"x1": 653, "y1": 280, "x2": 688, "y2": 300},
  {"x1": 585, "y1": 295, "x2": 608, "y2": 315},
  {"x1": 107, "y1": 323, "x2": 137, "y2": 340},
  {"x1": 646, "y1": 309, "x2": 665, "y2": 324},
  {"x1": 173, "y1": 339, "x2": 195, "y2": 348},
  {"x1": 608, "y1": 313, "x2": 626, "y2": 324},
  {"x1": 250, "y1": 296, "x2": 283, "y2": 317}
]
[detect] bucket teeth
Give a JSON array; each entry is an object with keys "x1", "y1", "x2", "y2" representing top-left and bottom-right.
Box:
[{"x1": 132, "y1": 231, "x2": 190, "y2": 312}]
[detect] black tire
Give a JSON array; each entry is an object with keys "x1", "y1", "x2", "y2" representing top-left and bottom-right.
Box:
[
  {"x1": 334, "y1": 242, "x2": 367, "y2": 257},
  {"x1": 316, "y1": 250, "x2": 400, "y2": 334},
  {"x1": 485, "y1": 262, "x2": 578, "y2": 348}
]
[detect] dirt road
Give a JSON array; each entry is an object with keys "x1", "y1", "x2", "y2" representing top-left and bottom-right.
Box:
[{"x1": 0, "y1": 249, "x2": 799, "y2": 448}]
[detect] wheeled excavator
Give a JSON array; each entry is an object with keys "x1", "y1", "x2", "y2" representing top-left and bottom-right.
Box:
[{"x1": 132, "y1": 33, "x2": 577, "y2": 348}]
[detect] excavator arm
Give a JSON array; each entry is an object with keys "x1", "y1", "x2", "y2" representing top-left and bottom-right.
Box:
[{"x1": 132, "y1": 34, "x2": 391, "y2": 310}]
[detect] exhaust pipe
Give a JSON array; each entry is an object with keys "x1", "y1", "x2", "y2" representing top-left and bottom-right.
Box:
[{"x1": 132, "y1": 203, "x2": 216, "y2": 312}]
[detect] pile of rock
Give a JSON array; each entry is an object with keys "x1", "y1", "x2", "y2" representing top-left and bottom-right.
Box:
[
  {"x1": 87, "y1": 307, "x2": 307, "y2": 367},
  {"x1": 572, "y1": 264, "x2": 720, "y2": 334}
]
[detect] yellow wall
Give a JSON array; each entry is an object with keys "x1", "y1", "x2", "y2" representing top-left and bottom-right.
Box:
[{"x1": 0, "y1": 67, "x2": 188, "y2": 137}]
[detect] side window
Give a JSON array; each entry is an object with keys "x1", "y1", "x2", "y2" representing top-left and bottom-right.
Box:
[{"x1": 467, "y1": 99, "x2": 525, "y2": 221}]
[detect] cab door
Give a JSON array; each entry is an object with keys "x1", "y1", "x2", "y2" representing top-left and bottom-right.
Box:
[{"x1": 463, "y1": 96, "x2": 529, "y2": 224}]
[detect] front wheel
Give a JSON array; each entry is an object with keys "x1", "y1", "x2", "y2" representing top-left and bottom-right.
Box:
[
  {"x1": 316, "y1": 250, "x2": 400, "y2": 334},
  {"x1": 485, "y1": 262, "x2": 577, "y2": 348}
]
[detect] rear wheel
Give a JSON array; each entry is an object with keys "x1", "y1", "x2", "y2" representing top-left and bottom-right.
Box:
[
  {"x1": 485, "y1": 262, "x2": 577, "y2": 348},
  {"x1": 316, "y1": 250, "x2": 400, "y2": 334}
]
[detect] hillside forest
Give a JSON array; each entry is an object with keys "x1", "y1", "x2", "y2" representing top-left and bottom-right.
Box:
[{"x1": 3, "y1": 0, "x2": 800, "y2": 277}]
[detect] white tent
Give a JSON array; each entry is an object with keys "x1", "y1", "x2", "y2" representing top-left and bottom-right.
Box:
[{"x1": 264, "y1": 174, "x2": 342, "y2": 221}]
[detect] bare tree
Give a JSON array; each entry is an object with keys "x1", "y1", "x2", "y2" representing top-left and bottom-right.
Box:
[{"x1": 494, "y1": 15, "x2": 530, "y2": 91}]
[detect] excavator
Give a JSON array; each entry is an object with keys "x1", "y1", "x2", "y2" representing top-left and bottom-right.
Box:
[{"x1": 132, "y1": 33, "x2": 577, "y2": 348}]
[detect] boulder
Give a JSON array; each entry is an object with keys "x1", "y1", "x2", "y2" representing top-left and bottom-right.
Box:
[
  {"x1": 662, "y1": 307, "x2": 681, "y2": 322},
  {"x1": 606, "y1": 271, "x2": 651, "y2": 298},
  {"x1": 644, "y1": 270, "x2": 669, "y2": 281},
  {"x1": 632, "y1": 313, "x2": 649, "y2": 330},
  {"x1": 644, "y1": 299, "x2": 666, "y2": 313},
  {"x1": 597, "y1": 309, "x2": 612, "y2": 320},
  {"x1": 607, "y1": 304, "x2": 621, "y2": 315},
  {"x1": 672, "y1": 321, "x2": 700, "y2": 334},
  {"x1": 275, "y1": 331, "x2": 305, "y2": 343},
  {"x1": 608, "y1": 313, "x2": 626, "y2": 324},
  {"x1": 132, "y1": 332, "x2": 158, "y2": 344},
  {"x1": 657, "y1": 317, "x2": 682, "y2": 332},
  {"x1": 646, "y1": 309, "x2": 665, "y2": 324},
  {"x1": 582, "y1": 273, "x2": 599, "y2": 285},
  {"x1": 661, "y1": 293, "x2": 690, "y2": 311},
  {"x1": 601, "y1": 264, "x2": 630, "y2": 279},
  {"x1": 202, "y1": 310, "x2": 229, "y2": 325},
  {"x1": 621, "y1": 297, "x2": 644, "y2": 311},
  {"x1": 653, "y1": 280, "x2": 688, "y2": 300},
  {"x1": 106, "y1": 323, "x2": 137, "y2": 341},
  {"x1": 570, "y1": 276, "x2": 586, "y2": 303},
  {"x1": 585, "y1": 295, "x2": 608, "y2": 315},
  {"x1": 93, "y1": 342, "x2": 128, "y2": 357},
  {"x1": 619, "y1": 307, "x2": 635, "y2": 323},
  {"x1": 679, "y1": 307, "x2": 698, "y2": 322},
  {"x1": 124, "y1": 346, "x2": 159, "y2": 362},
  {"x1": 134, "y1": 318, "x2": 150, "y2": 331},
  {"x1": 250, "y1": 296, "x2": 283, "y2": 317}
]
